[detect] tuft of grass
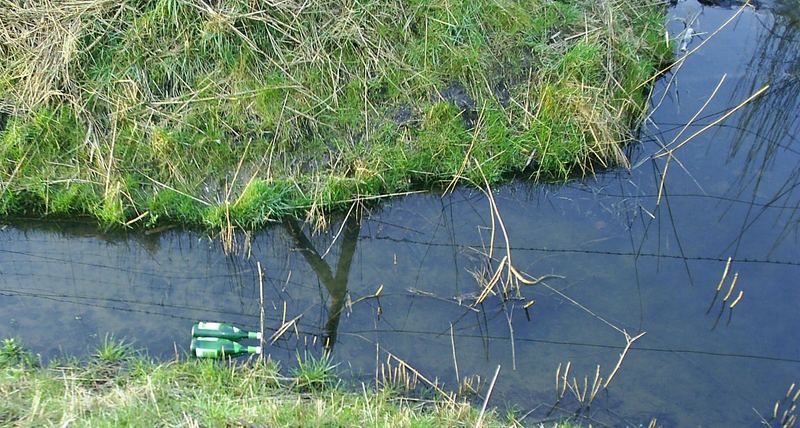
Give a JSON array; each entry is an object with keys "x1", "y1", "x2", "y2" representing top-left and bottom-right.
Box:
[
  {"x1": 0, "y1": 338, "x2": 37, "y2": 368},
  {"x1": 93, "y1": 334, "x2": 136, "y2": 364},
  {"x1": 0, "y1": 0, "x2": 670, "y2": 229},
  {"x1": 290, "y1": 351, "x2": 338, "y2": 392}
]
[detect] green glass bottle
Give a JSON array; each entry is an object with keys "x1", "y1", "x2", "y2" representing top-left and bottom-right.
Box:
[
  {"x1": 190, "y1": 337, "x2": 262, "y2": 359},
  {"x1": 191, "y1": 321, "x2": 262, "y2": 341}
]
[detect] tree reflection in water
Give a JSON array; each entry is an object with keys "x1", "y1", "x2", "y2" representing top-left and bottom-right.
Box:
[{"x1": 284, "y1": 211, "x2": 361, "y2": 350}]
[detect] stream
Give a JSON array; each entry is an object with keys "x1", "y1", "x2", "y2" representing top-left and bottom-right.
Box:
[{"x1": 2, "y1": 1, "x2": 799, "y2": 426}]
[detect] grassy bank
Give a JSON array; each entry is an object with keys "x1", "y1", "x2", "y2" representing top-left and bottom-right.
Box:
[
  {"x1": 0, "y1": 338, "x2": 574, "y2": 427},
  {"x1": 0, "y1": 0, "x2": 670, "y2": 229}
]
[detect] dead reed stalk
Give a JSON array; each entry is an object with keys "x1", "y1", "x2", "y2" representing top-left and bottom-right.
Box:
[
  {"x1": 476, "y1": 365, "x2": 501, "y2": 428},
  {"x1": 257, "y1": 260, "x2": 265, "y2": 359}
]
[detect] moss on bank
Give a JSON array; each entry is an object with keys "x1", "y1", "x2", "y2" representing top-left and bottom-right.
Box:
[
  {"x1": 0, "y1": 338, "x2": 576, "y2": 427},
  {"x1": 0, "y1": 0, "x2": 670, "y2": 229}
]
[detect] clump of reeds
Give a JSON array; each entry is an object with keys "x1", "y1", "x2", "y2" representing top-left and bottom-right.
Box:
[
  {"x1": 765, "y1": 382, "x2": 799, "y2": 428},
  {"x1": 554, "y1": 361, "x2": 604, "y2": 410},
  {"x1": 378, "y1": 357, "x2": 419, "y2": 393},
  {"x1": 706, "y1": 257, "x2": 747, "y2": 329}
]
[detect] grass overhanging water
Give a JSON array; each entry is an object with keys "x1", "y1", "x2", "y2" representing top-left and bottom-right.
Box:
[{"x1": 0, "y1": 0, "x2": 671, "y2": 230}]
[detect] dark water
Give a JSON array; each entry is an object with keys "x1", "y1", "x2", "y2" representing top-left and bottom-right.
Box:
[{"x1": 2, "y1": 1, "x2": 799, "y2": 426}]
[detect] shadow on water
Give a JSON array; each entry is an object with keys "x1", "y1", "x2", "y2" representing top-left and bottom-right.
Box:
[{"x1": 2, "y1": 1, "x2": 800, "y2": 426}]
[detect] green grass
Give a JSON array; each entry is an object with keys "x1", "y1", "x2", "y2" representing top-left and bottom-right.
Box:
[
  {"x1": 0, "y1": 339, "x2": 37, "y2": 368},
  {"x1": 290, "y1": 351, "x2": 338, "y2": 392},
  {"x1": 0, "y1": 338, "x2": 583, "y2": 427},
  {"x1": 93, "y1": 335, "x2": 136, "y2": 364},
  {"x1": 0, "y1": 0, "x2": 671, "y2": 229}
]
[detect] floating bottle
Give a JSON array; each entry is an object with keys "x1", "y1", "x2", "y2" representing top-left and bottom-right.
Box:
[
  {"x1": 190, "y1": 337, "x2": 262, "y2": 359},
  {"x1": 191, "y1": 321, "x2": 262, "y2": 341}
]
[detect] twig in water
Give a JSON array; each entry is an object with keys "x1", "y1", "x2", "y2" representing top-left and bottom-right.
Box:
[
  {"x1": 257, "y1": 261, "x2": 265, "y2": 359},
  {"x1": 474, "y1": 255, "x2": 506, "y2": 304},
  {"x1": 604, "y1": 331, "x2": 646, "y2": 388},
  {"x1": 561, "y1": 361, "x2": 571, "y2": 400},
  {"x1": 555, "y1": 362, "x2": 562, "y2": 402},
  {"x1": 320, "y1": 203, "x2": 356, "y2": 259},
  {"x1": 716, "y1": 257, "x2": 733, "y2": 292},
  {"x1": 655, "y1": 74, "x2": 726, "y2": 206},
  {"x1": 470, "y1": 158, "x2": 532, "y2": 302},
  {"x1": 538, "y1": 280, "x2": 625, "y2": 336},
  {"x1": 350, "y1": 284, "x2": 384, "y2": 305},
  {"x1": 514, "y1": 269, "x2": 566, "y2": 286},
  {"x1": 374, "y1": 342, "x2": 380, "y2": 389},
  {"x1": 589, "y1": 365, "x2": 603, "y2": 404},
  {"x1": 656, "y1": 155, "x2": 672, "y2": 208},
  {"x1": 270, "y1": 314, "x2": 302, "y2": 344},
  {"x1": 450, "y1": 323, "x2": 459, "y2": 385},
  {"x1": 546, "y1": 360, "x2": 571, "y2": 417},
  {"x1": 523, "y1": 300, "x2": 535, "y2": 321},
  {"x1": 723, "y1": 273, "x2": 739, "y2": 302},
  {"x1": 654, "y1": 84, "x2": 770, "y2": 158},
  {"x1": 505, "y1": 304, "x2": 516, "y2": 371},
  {"x1": 477, "y1": 365, "x2": 501, "y2": 428},
  {"x1": 407, "y1": 288, "x2": 480, "y2": 313}
]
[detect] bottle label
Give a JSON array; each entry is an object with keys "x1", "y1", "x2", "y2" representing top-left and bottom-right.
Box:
[
  {"x1": 197, "y1": 337, "x2": 219, "y2": 342},
  {"x1": 198, "y1": 322, "x2": 222, "y2": 330},
  {"x1": 195, "y1": 349, "x2": 217, "y2": 358}
]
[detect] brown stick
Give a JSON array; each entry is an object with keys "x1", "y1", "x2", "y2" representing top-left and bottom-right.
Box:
[{"x1": 604, "y1": 332, "x2": 646, "y2": 388}]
